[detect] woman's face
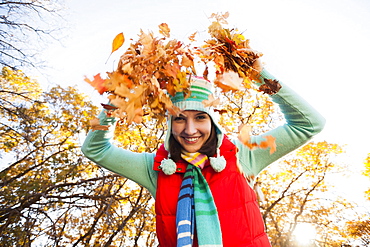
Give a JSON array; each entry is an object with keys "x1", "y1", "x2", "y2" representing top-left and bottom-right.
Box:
[{"x1": 171, "y1": 110, "x2": 212, "y2": 153}]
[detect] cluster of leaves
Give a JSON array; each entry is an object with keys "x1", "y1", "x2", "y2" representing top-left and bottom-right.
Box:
[
  {"x1": 85, "y1": 23, "x2": 195, "y2": 125},
  {"x1": 85, "y1": 12, "x2": 281, "y2": 153}
]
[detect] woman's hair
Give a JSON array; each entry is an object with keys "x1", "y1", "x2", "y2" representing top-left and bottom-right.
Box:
[{"x1": 169, "y1": 122, "x2": 218, "y2": 161}]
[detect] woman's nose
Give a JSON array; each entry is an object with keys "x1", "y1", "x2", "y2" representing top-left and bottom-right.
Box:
[{"x1": 184, "y1": 120, "x2": 197, "y2": 135}]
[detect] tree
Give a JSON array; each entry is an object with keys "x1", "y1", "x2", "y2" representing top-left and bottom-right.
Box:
[
  {"x1": 2, "y1": 66, "x2": 365, "y2": 246},
  {"x1": 0, "y1": 0, "x2": 66, "y2": 70},
  {"x1": 258, "y1": 141, "x2": 355, "y2": 246},
  {"x1": 363, "y1": 154, "x2": 370, "y2": 201},
  {"x1": 0, "y1": 67, "x2": 157, "y2": 246},
  {"x1": 345, "y1": 219, "x2": 370, "y2": 246},
  {"x1": 342, "y1": 154, "x2": 370, "y2": 246}
]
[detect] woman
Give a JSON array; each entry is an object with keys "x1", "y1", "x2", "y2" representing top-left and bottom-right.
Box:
[{"x1": 82, "y1": 67, "x2": 325, "y2": 246}]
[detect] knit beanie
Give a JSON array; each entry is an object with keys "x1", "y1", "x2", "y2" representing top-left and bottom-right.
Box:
[{"x1": 164, "y1": 76, "x2": 224, "y2": 151}]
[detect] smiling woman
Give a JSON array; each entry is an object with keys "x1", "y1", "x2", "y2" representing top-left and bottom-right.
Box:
[
  {"x1": 81, "y1": 12, "x2": 326, "y2": 245},
  {"x1": 293, "y1": 223, "x2": 317, "y2": 246},
  {"x1": 171, "y1": 111, "x2": 212, "y2": 153}
]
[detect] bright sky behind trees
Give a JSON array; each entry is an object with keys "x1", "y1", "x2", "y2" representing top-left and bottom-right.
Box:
[{"x1": 33, "y1": 0, "x2": 370, "y2": 203}]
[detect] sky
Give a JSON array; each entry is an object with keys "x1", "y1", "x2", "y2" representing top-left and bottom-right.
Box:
[{"x1": 33, "y1": 0, "x2": 370, "y2": 204}]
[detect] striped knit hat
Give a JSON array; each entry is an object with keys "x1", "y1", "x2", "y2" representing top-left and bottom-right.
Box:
[{"x1": 164, "y1": 76, "x2": 224, "y2": 151}]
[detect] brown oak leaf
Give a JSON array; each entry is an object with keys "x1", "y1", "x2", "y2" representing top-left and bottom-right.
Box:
[{"x1": 258, "y1": 79, "x2": 282, "y2": 95}]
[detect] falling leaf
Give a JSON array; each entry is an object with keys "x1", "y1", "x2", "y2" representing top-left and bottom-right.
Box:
[
  {"x1": 214, "y1": 109, "x2": 228, "y2": 115},
  {"x1": 214, "y1": 71, "x2": 243, "y2": 92},
  {"x1": 105, "y1": 33, "x2": 125, "y2": 63},
  {"x1": 259, "y1": 78, "x2": 282, "y2": 95},
  {"x1": 188, "y1": 31, "x2": 197, "y2": 42},
  {"x1": 238, "y1": 124, "x2": 252, "y2": 146},
  {"x1": 90, "y1": 118, "x2": 110, "y2": 131},
  {"x1": 112, "y1": 33, "x2": 125, "y2": 53},
  {"x1": 238, "y1": 125, "x2": 277, "y2": 154},
  {"x1": 101, "y1": 103, "x2": 118, "y2": 110},
  {"x1": 202, "y1": 94, "x2": 220, "y2": 108},
  {"x1": 260, "y1": 135, "x2": 277, "y2": 154},
  {"x1": 159, "y1": 23, "x2": 170, "y2": 38},
  {"x1": 84, "y1": 74, "x2": 107, "y2": 95},
  {"x1": 101, "y1": 103, "x2": 118, "y2": 117}
]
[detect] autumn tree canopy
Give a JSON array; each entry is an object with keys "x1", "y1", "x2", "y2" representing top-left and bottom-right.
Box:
[
  {"x1": 0, "y1": 67, "x2": 156, "y2": 246},
  {"x1": 1, "y1": 65, "x2": 366, "y2": 246},
  {"x1": 259, "y1": 141, "x2": 355, "y2": 246}
]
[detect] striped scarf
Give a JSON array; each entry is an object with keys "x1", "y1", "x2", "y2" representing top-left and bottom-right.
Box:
[{"x1": 176, "y1": 152, "x2": 223, "y2": 247}]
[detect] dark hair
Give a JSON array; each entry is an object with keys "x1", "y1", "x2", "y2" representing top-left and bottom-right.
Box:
[{"x1": 169, "y1": 122, "x2": 218, "y2": 161}]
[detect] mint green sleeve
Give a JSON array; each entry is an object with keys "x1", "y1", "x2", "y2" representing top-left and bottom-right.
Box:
[
  {"x1": 81, "y1": 110, "x2": 158, "y2": 196},
  {"x1": 236, "y1": 69, "x2": 326, "y2": 176}
]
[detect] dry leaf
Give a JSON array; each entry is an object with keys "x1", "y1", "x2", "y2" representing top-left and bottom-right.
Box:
[
  {"x1": 214, "y1": 71, "x2": 243, "y2": 92},
  {"x1": 84, "y1": 74, "x2": 107, "y2": 95},
  {"x1": 90, "y1": 118, "x2": 110, "y2": 131},
  {"x1": 112, "y1": 32, "x2": 125, "y2": 54},
  {"x1": 238, "y1": 124, "x2": 252, "y2": 146},
  {"x1": 159, "y1": 23, "x2": 170, "y2": 38},
  {"x1": 260, "y1": 135, "x2": 277, "y2": 154},
  {"x1": 238, "y1": 124, "x2": 277, "y2": 154},
  {"x1": 188, "y1": 31, "x2": 197, "y2": 42},
  {"x1": 202, "y1": 94, "x2": 220, "y2": 108},
  {"x1": 259, "y1": 79, "x2": 282, "y2": 95},
  {"x1": 101, "y1": 103, "x2": 118, "y2": 110}
]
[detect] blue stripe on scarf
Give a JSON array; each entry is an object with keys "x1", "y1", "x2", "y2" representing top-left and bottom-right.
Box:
[{"x1": 176, "y1": 168, "x2": 195, "y2": 246}]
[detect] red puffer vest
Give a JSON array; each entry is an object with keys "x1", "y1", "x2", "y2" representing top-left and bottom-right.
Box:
[{"x1": 153, "y1": 136, "x2": 271, "y2": 247}]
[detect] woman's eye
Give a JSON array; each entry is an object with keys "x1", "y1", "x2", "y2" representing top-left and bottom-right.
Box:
[
  {"x1": 196, "y1": 115, "x2": 208, "y2": 120},
  {"x1": 174, "y1": 116, "x2": 185, "y2": 121}
]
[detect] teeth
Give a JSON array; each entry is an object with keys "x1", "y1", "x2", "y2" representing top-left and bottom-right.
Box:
[{"x1": 185, "y1": 137, "x2": 199, "y2": 142}]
